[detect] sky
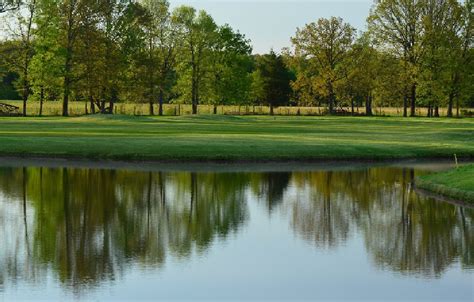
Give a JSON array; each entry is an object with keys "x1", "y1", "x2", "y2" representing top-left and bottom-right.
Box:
[{"x1": 170, "y1": 0, "x2": 374, "y2": 54}]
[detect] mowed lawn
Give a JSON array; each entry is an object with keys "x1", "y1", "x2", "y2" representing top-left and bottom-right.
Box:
[{"x1": 0, "y1": 115, "x2": 473, "y2": 161}]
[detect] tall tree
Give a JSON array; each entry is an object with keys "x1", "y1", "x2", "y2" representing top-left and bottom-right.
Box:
[
  {"x1": 29, "y1": 0, "x2": 62, "y2": 116},
  {"x1": 209, "y1": 24, "x2": 253, "y2": 113},
  {"x1": 251, "y1": 51, "x2": 293, "y2": 115},
  {"x1": 173, "y1": 6, "x2": 217, "y2": 114},
  {"x1": 344, "y1": 33, "x2": 379, "y2": 116},
  {"x1": 138, "y1": 0, "x2": 178, "y2": 116},
  {"x1": 291, "y1": 17, "x2": 355, "y2": 114},
  {"x1": 418, "y1": 0, "x2": 462, "y2": 117},
  {"x1": 3, "y1": 0, "x2": 37, "y2": 116},
  {"x1": 445, "y1": 0, "x2": 473, "y2": 117},
  {"x1": 369, "y1": 0, "x2": 426, "y2": 117},
  {"x1": 56, "y1": 0, "x2": 89, "y2": 116},
  {"x1": 95, "y1": 0, "x2": 128, "y2": 114}
]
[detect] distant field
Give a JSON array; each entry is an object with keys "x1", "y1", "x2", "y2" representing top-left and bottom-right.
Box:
[
  {"x1": 1, "y1": 100, "x2": 465, "y2": 117},
  {"x1": 0, "y1": 115, "x2": 472, "y2": 161}
]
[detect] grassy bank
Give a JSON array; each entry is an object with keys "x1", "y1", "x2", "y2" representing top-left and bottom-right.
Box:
[
  {"x1": 417, "y1": 165, "x2": 474, "y2": 203},
  {"x1": 0, "y1": 115, "x2": 472, "y2": 161}
]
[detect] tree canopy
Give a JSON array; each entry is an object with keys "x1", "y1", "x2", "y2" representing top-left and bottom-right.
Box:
[{"x1": 0, "y1": 0, "x2": 472, "y2": 117}]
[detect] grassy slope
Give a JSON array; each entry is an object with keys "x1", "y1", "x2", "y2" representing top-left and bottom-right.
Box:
[
  {"x1": 417, "y1": 165, "x2": 474, "y2": 203},
  {"x1": 0, "y1": 115, "x2": 472, "y2": 161}
]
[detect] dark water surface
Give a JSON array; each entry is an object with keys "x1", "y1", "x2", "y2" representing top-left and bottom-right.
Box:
[{"x1": 0, "y1": 162, "x2": 472, "y2": 301}]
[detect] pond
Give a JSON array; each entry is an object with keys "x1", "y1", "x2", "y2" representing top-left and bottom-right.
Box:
[{"x1": 0, "y1": 161, "x2": 472, "y2": 300}]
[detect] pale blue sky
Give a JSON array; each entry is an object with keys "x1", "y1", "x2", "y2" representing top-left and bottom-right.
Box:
[{"x1": 170, "y1": 0, "x2": 373, "y2": 54}]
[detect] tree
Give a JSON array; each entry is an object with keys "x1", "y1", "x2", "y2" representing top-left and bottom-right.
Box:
[
  {"x1": 291, "y1": 17, "x2": 355, "y2": 114},
  {"x1": 339, "y1": 33, "x2": 380, "y2": 116},
  {"x1": 373, "y1": 51, "x2": 405, "y2": 113},
  {"x1": 2, "y1": 0, "x2": 37, "y2": 116},
  {"x1": 95, "y1": 0, "x2": 130, "y2": 114},
  {"x1": 209, "y1": 24, "x2": 253, "y2": 113},
  {"x1": 29, "y1": 0, "x2": 62, "y2": 116},
  {"x1": 173, "y1": 6, "x2": 217, "y2": 114},
  {"x1": 75, "y1": 0, "x2": 102, "y2": 114},
  {"x1": 55, "y1": 0, "x2": 89, "y2": 116},
  {"x1": 137, "y1": 0, "x2": 178, "y2": 116},
  {"x1": 418, "y1": 0, "x2": 462, "y2": 117},
  {"x1": 445, "y1": 0, "x2": 473, "y2": 117},
  {"x1": 369, "y1": 0, "x2": 426, "y2": 117},
  {"x1": 251, "y1": 51, "x2": 293, "y2": 115}
]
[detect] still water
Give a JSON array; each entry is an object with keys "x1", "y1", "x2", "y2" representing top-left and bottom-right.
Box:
[{"x1": 0, "y1": 162, "x2": 472, "y2": 301}]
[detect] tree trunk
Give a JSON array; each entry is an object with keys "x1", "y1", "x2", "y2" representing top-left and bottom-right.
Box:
[
  {"x1": 213, "y1": 105, "x2": 217, "y2": 114},
  {"x1": 109, "y1": 93, "x2": 114, "y2": 114},
  {"x1": 39, "y1": 86, "x2": 44, "y2": 117},
  {"x1": 270, "y1": 104, "x2": 274, "y2": 116},
  {"x1": 456, "y1": 99, "x2": 459, "y2": 117},
  {"x1": 427, "y1": 103, "x2": 431, "y2": 117},
  {"x1": 158, "y1": 90, "x2": 164, "y2": 116},
  {"x1": 328, "y1": 94, "x2": 335, "y2": 115},
  {"x1": 365, "y1": 94, "x2": 372, "y2": 116},
  {"x1": 351, "y1": 98, "x2": 354, "y2": 116},
  {"x1": 62, "y1": 40, "x2": 72, "y2": 117},
  {"x1": 403, "y1": 93, "x2": 408, "y2": 117},
  {"x1": 149, "y1": 101, "x2": 154, "y2": 116},
  {"x1": 434, "y1": 106, "x2": 439, "y2": 117},
  {"x1": 410, "y1": 83, "x2": 416, "y2": 117},
  {"x1": 22, "y1": 92, "x2": 27, "y2": 117},
  {"x1": 447, "y1": 92, "x2": 454, "y2": 117},
  {"x1": 90, "y1": 96, "x2": 95, "y2": 114},
  {"x1": 62, "y1": 82, "x2": 69, "y2": 117}
]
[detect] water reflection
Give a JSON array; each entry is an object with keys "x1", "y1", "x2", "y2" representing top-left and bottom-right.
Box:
[
  {"x1": 284, "y1": 167, "x2": 473, "y2": 277},
  {"x1": 0, "y1": 165, "x2": 472, "y2": 292}
]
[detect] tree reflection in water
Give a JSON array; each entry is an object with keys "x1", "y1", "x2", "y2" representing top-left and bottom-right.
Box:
[
  {"x1": 0, "y1": 165, "x2": 472, "y2": 291},
  {"x1": 0, "y1": 167, "x2": 249, "y2": 291},
  {"x1": 286, "y1": 167, "x2": 473, "y2": 277}
]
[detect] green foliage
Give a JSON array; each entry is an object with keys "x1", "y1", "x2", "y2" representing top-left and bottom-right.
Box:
[
  {"x1": 173, "y1": 6, "x2": 218, "y2": 110},
  {"x1": 291, "y1": 17, "x2": 355, "y2": 114},
  {"x1": 29, "y1": 0, "x2": 62, "y2": 103},
  {"x1": 0, "y1": 0, "x2": 472, "y2": 116},
  {"x1": 209, "y1": 24, "x2": 253, "y2": 106},
  {"x1": 252, "y1": 51, "x2": 293, "y2": 113}
]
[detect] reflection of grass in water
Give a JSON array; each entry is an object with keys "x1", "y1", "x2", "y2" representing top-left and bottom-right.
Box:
[
  {"x1": 418, "y1": 164, "x2": 474, "y2": 203},
  {"x1": 0, "y1": 115, "x2": 472, "y2": 161}
]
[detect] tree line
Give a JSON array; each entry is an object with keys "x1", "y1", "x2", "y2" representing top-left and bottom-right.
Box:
[{"x1": 0, "y1": 0, "x2": 472, "y2": 117}]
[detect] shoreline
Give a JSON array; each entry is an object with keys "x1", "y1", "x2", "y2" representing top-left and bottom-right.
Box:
[
  {"x1": 414, "y1": 187, "x2": 474, "y2": 209},
  {"x1": 0, "y1": 154, "x2": 465, "y2": 172},
  {"x1": 416, "y1": 165, "x2": 474, "y2": 204},
  {"x1": 3, "y1": 155, "x2": 473, "y2": 206}
]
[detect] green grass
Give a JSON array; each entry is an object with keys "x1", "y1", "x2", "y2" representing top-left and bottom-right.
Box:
[
  {"x1": 0, "y1": 115, "x2": 472, "y2": 161},
  {"x1": 417, "y1": 165, "x2": 474, "y2": 203}
]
